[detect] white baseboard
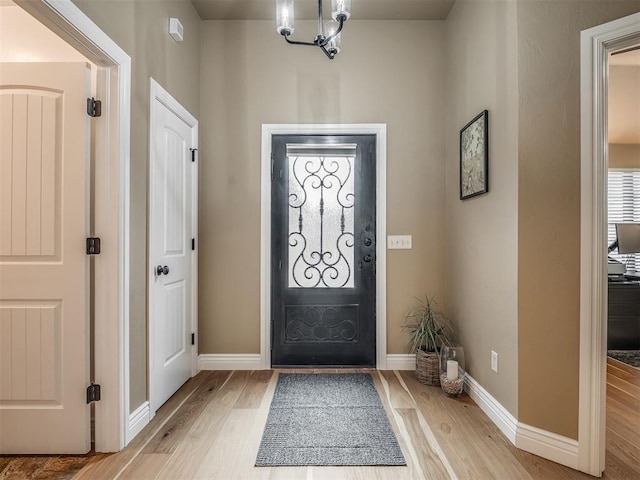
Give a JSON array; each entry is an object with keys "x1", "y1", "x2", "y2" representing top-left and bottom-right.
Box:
[
  {"x1": 197, "y1": 353, "x2": 416, "y2": 371},
  {"x1": 464, "y1": 374, "x2": 517, "y2": 444},
  {"x1": 385, "y1": 354, "x2": 416, "y2": 370},
  {"x1": 516, "y1": 422, "x2": 579, "y2": 470},
  {"x1": 464, "y1": 373, "x2": 579, "y2": 470},
  {"x1": 198, "y1": 354, "x2": 263, "y2": 371},
  {"x1": 126, "y1": 401, "x2": 150, "y2": 444}
]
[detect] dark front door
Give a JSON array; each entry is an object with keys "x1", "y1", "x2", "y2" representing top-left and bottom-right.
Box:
[{"x1": 271, "y1": 134, "x2": 376, "y2": 367}]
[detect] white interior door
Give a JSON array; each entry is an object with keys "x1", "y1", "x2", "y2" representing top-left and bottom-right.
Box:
[
  {"x1": 149, "y1": 80, "x2": 197, "y2": 413},
  {"x1": 0, "y1": 62, "x2": 91, "y2": 454}
]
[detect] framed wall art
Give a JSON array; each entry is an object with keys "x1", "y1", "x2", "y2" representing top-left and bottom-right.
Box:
[{"x1": 460, "y1": 110, "x2": 489, "y2": 200}]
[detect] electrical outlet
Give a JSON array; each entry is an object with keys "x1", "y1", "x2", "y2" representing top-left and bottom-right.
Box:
[{"x1": 491, "y1": 351, "x2": 499, "y2": 373}]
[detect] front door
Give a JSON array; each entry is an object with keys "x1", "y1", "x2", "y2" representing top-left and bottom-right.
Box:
[
  {"x1": 149, "y1": 81, "x2": 197, "y2": 412},
  {"x1": 0, "y1": 62, "x2": 91, "y2": 453},
  {"x1": 271, "y1": 135, "x2": 376, "y2": 366}
]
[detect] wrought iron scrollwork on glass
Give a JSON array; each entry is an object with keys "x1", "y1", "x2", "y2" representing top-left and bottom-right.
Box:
[{"x1": 288, "y1": 152, "x2": 355, "y2": 288}]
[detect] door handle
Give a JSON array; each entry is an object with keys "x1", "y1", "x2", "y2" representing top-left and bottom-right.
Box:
[
  {"x1": 363, "y1": 254, "x2": 372, "y2": 263},
  {"x1": 156, "y1": 265, "x2": 170, "y2": 276}
]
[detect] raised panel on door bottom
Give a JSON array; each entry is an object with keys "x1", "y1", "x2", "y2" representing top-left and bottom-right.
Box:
[
  {"x1": 0, "y1": 302, "x2": 61, "y2": 404},
  {"x1": 284, "y1": 305, "x2": 359, "y2": 343},
  {"x1": 163, "y1": 280, "x2": 186, "y2": 367}
]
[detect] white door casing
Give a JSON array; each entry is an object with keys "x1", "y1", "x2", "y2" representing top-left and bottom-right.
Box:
[
  {"x1": 580, "y1": 12, "x2": 640, "y2": 477},
  {"x1": 149, "y1": 78, "x2": 198, "y2": 415},
  {"x1": 0, "y1": 62, "x2": 91, "y2": 454}
]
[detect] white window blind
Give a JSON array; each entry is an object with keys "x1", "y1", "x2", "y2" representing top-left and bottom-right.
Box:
[{"x1": 608, "y1": 170, "x2": 640, "y2": 271}]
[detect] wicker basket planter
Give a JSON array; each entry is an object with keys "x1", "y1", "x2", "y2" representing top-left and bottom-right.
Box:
[{"x1": 415, "y1": 349, "x2": 440, "y2": 386}]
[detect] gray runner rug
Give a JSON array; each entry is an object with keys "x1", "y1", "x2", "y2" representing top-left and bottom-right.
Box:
[{"x1": 255, "y1": 373, "x2": 406, "y2": 466}]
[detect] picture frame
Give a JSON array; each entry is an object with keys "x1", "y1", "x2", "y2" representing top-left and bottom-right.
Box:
[{"x1": 460, "y1": 110, "x2": 489, "y2": 200}]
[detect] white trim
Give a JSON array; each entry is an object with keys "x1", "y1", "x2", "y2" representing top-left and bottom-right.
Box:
[
  {"x1": 385, "y1": 354, "x2": 416, "y2": 371},
  {"x1": 148, "y1": 78, "x2": 198, "y2": 417},
  {"x1": 464, "y1": 373, "x2": 578, "y2": 469},
  {"x1": 126, "y1": 401, "x2": 150, "y2": 444},
  {"x1": 580, "y1": 12, "x2": 640, "y2": 477},
  {"x1": 15, "y1": 0, "x2": 131, "y2": 452},
  {"x1": 464, "y1": 374, "x2": 517, "y2": 444},
  {"x1": 517, "y1": 423, "x2": 579, "y2": 470},
  {"x1": 260, "y1": 124, "x2": 387, "y2": 369},
  {"x1": 197, "y1": 354, "x2": 263, "y2": 371}
]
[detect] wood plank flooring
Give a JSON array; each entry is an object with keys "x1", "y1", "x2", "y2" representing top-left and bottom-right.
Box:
[{"x1": 1, "y1": 365, "x2": 638, "y2": 479}]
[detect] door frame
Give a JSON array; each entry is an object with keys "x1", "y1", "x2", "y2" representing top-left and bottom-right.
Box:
[
  {"x1": 148, "y1": 78, "x2": 199, "y2": 416},
  {"x1": 579, "y1": 12, "x2": 640, "y2": 476},
  {"x1": 14, "y1": 0, "x2": 131, "y2": 451},
  {"x1": 261, "y1": 124, "x2": 387, "y2": 369}
]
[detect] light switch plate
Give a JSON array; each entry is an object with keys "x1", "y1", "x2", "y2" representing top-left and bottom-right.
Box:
[{"x1": 387, "y1": 235, "x2": 412, "y2": 249}]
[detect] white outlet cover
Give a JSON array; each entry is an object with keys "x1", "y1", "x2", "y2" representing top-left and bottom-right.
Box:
[{"x1": 387, "y1": 235, "x2": 412, "y2": 249}]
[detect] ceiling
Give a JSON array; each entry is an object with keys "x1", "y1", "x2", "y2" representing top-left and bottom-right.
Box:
[
  {"x1": 191, "y1": 0, "x2": 456, "y2": 21},
  {"x1": 610, "y1": 47, "x2": 640, "y2": 67}
]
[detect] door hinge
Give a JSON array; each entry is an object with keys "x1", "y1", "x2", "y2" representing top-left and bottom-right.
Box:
[
  {"x1": 191, "y1": 238, "x2": 195, "y2": 251},
  {"x1": 86, "y1": 237, "x2": 101, "y2": 255},
  {"x1": 87, "y1": 383, "x2": 101, "y2": 404},
  {"x1": 87, "y1": 97, "x2": 102, "y2": 117},
  {"x1": 190, "y1": 148, "x2": 197, "y2": 162},
  {"x1": 191, "y1": 333, "x2": 195, "y2": 346}
]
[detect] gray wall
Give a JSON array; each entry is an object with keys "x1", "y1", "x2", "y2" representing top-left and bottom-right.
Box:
[
  {"x1": 444, "y1": 0, "x2": 519, "y2": 416},
  {"x1": 198, "y1": 19, "x2": 448, "y2": 356}
]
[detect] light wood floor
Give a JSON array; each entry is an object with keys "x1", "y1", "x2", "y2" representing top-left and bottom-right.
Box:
[{"x1": 1, "y1": 366, "x2": 639, "y2": 479}]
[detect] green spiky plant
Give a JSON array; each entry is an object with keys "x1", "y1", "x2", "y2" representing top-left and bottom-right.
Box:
[{"x1": 403, "y1": 296, "x2": 454, "y2": 353}]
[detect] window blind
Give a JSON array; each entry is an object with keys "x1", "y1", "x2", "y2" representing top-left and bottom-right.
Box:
[{"x1": 608, "y1": 170, "x2": 640, "y2": 271}]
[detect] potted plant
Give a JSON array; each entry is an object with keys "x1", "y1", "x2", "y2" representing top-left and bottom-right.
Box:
[{"x1": 403, "y1": 296, "x2": 454, "y2": 386}]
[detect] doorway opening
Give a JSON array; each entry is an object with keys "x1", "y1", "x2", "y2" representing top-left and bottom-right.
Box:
[
  {"x1": 580, "y1": 12, "x2": 640, "y2": 477},
  {"x1": 261, "y1": 124, "x2": 387, "y2": 369},
  {"x1": 5, "y1": 0, "x2": 131, "y2": 452}
]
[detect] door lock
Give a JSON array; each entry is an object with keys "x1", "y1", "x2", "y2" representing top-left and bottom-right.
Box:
[{"x1": 156, "y1": 265, "x2": 170, "y2": 276}]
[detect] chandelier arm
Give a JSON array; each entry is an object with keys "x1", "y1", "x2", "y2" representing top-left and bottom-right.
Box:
[
  {"x1": 319, "y1": 44, "x2": 336, "y2": 60},
  {"x1": 284, "y1": 34, "x2": 317, "y2": 47},
  {"x1": 320, "y1": 15, "x2": 345, "y2": 47}
]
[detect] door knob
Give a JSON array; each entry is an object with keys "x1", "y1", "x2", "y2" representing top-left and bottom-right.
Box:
[
  {"x1": 156, "y1": 265, "x2": 170, "y2": 276},
  {"x1": 363, "y1": 254, "x2": 372, "y2": 263}
]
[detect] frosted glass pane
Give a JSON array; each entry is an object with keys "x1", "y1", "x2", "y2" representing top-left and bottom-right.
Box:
[{"x1": 288, "y1": 154, "x2": 355, "y2": 288}]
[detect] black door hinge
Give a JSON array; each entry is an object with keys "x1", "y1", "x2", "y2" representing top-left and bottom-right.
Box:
[
  {"x1": 190, "y1": 148, "x2": 197, "y2": 162},
  {"x1": 87, "y1": 383, "x2": 101, "y2": 404},
  {"x1": 86, "y1": 237, "x2": 101, "y2": 255},
  {"x1": 191, "y1": 333, "x2": 195, "y2": 346},
  {"x1": 87, "y1": 97, "x2": 102, "y2": 117},
  {"x1": 191, "y1": 238, "x2": 195, "y2": 251}
]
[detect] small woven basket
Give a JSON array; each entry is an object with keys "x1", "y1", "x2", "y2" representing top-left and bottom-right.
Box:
[{"x1": 415, "y1": 349, "x2": 440, "y2": 386}]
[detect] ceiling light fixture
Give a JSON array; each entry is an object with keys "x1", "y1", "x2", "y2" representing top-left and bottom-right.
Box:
[{"x1": 276, "y1": 0, "x2": 351, "y2": 60}]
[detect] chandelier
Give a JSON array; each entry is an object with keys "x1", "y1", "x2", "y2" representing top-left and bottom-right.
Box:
[{"x1": 276, "y1": 0, "x2": 351, "y2": 59}]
